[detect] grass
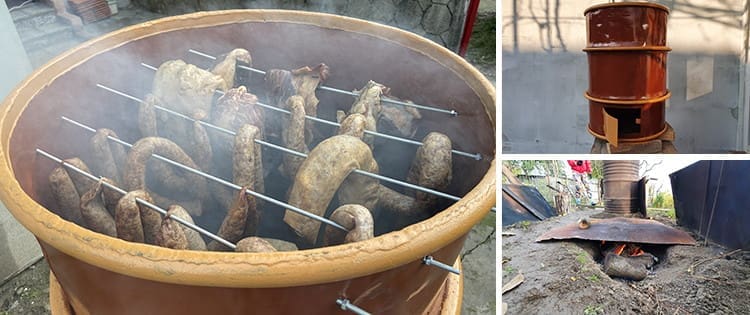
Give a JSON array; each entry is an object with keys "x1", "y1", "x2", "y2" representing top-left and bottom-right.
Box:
[
  {"x1": 519, "y1": 221, "x2": 531, "y2": 230},
  {"x1": 649, "y1": 208, "x2": 676, "y2": 220},
  {"x1": 466, "y1": 13, "x2": 496, "y2": 66},
  {"x1": 583, "y1": 304, "x2": 604, "y2": 315},
  {"x1": 576, "y1": 252, "x2": 588, "y2": 265},
  {"x1": 586, "y1": 274, "x2": 600, "y2": 282}
]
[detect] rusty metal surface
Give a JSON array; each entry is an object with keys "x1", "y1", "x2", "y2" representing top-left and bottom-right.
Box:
[
  {"x1": 536, "y1": 217, "x2": 696, "y2": 245},
  {"x1": 671, "y1": 160, "x2": 750, "y2": 250},
  {"x1": 602, "y1": 160, "x2": 640, "y2": 216},
  {"x1": 502, "y1": 184, "x2": 557, "y2": 225}
]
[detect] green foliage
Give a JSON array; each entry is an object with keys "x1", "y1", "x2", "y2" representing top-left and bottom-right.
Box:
[
  {"x1": 519, "y1": 221, "x2": 531, "y2": 230},
  {"x1": 651, "y1": 191, "x2": 674, "y2": 209},
  {"x1": 503, "y1": 265, "x2": 515, "y2": 275},
  {"x1": 576, "y1": 252, "x2": 588, "y2": 265},
  {"x1": 590, "y1": 160, "x2": 604, "y2": 180},
  {"x1": 585, "y1": 274, "x2": 600, "y2": 282},
  {"x1": 584, "y1": 305, "x2": 604, "y2": 315}
]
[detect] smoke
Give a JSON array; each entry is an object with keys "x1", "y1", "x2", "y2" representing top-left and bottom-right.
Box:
[{"x1": 11, "y1": 7, "x2": 492, "y2": 256}]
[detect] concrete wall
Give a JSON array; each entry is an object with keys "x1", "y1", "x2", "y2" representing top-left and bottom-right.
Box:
[
  {"x1": 502, "y1": 0, "x2": 749, "y2": 153},
  {"x1": 132, "y1": 0, "x2": 469, "y2": 51},
  {"x1": 0, "y1": 1, "x2": 43, "y2": 283}
]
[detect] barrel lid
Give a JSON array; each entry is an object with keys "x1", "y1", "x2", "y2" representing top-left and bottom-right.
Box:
[{"x1": 584, "y1": 2, "x2": 670, "y2": 16}]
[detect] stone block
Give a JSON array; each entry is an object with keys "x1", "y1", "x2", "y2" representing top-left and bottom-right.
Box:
[{"x1": 422, "y1": 3, "x2": 451, "y2": 34}]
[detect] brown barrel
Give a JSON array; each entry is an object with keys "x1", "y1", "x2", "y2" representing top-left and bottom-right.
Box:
[
  {"x1": 584, "y1": 2, "x2": 669, "y2": 47},
  {"x1": 0, "y1": 10, "x2": 496, "y2": 315},
  {"x1": 602, "y1": 160, "x2": 640, "y2": 216},
  {"x1": 587, "y1": 92, "x2": 668, "y2": 142},
  {"x1": 584, "y1": 2, "x2": 670, "y2": 143}
]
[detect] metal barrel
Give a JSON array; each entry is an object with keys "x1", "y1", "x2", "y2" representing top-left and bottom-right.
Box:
[
  {"x1": 602, "y1": 160, "x2": 640, "y2": 216},
  {"x1": 584, "y1": 2, "x2": 671, "y2": 142}
]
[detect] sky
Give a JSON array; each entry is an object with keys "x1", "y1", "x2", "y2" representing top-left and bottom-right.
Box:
[{"x1": 641, "y1": 158, "x2": 701, "y2": 194}]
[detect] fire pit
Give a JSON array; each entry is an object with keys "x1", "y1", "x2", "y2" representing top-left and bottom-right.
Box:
[{"x1": 0, "y1": 10, "x2": 495, "y2": 314}]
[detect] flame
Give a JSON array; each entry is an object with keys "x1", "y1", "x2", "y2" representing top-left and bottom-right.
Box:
[
  {"x1": 613, "y1": 244, "x2": 626, "y2": 256},
  {"x1": 628, "y1": 246, "x2": 645, "y2": 257}
]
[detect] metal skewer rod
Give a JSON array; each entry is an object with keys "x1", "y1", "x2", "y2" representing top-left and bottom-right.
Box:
[
  {"x1": 60, "y1": 116, "x2": 348, "y2": 232},
  {"x1": 186, "y1": 48, "x2": 458, "y2": 116},
  {"x1": 336, "y1": 299, "x2": 370, "y2": 315},
  {"x1": 35, "y1": 148, "x2": 237, "y2": 249},
  {"x1": 422, "y1": 255, "x2": 460, "y2": 275},
  {"x1": 94, "y1": 84, "x2": 476, "y2": 206},
  {"x1": 133, "y1": 66, "x2": 478, "y2": 161}
]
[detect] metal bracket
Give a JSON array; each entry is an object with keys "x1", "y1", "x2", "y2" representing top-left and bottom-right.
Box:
[
  {"x1": 422, "y1": 256, "x2": 460, "y2": 275},
  {"x1": 336, "y1": 298, "x2": 370, "y2": 315}
]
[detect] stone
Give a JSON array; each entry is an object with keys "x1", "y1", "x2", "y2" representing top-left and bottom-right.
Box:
[
  {"x1": 394, "y1": 0, "x2": 423, "y2": 29},
  {"x1": 370, "y1": 0, "x2": 397, "y2": 24},
  {"x1": 422, "y1": 4, "x2": 452, "y2": 34},
  {"x1": 417, "y1": 0, "x2": 431, "y2": 10},
  {"x1": 344, "y1": 0, "x2": 373, "y2": 20},
  {"x1": 440, "y1": 22, "x2": 462, "y2": 50}
]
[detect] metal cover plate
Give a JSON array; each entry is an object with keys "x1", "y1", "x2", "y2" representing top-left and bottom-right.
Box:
[{"x1": 536, "y1": 217, "x2": 696, "y2": 245}]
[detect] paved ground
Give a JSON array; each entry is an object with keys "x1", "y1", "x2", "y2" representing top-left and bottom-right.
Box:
[{"x1": 1, "y1": 3, "x2": 496, "y2": 314}]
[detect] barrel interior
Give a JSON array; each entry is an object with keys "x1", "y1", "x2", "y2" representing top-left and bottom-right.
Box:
[{"x1": 2, "y1": 13, "x2": 495, "y2": 314}]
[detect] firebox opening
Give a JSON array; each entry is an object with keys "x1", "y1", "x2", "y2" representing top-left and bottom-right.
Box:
[
  {"x1": 575, "y1": 240, "x2": 669, "y2": 281},
  {"x1": 604, "y1": 107, "x2": 642, "y2": 135}
]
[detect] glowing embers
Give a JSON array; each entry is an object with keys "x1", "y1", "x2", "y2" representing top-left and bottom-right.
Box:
[{"x1": 601, "y1": 241, "x2": 658, "y2": 281}]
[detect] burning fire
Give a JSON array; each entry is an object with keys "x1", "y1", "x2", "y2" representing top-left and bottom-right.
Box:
[{"x1": 608, "y1": 242, "x2": 645, "y2": 257}]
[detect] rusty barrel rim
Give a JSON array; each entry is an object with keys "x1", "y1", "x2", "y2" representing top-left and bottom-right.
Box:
[
  {"x1": 584, "y1": 2, "x2": 670, "y2": 16},
  {"x1": 583, "y1": 46, "x2": 672, "y2": 52},
  {"x1": 0, "y1": 9, "x2": 497, "y2": 289},
  {"x1": 585, "y1": 91, "x2": 671, "y2": 105}
]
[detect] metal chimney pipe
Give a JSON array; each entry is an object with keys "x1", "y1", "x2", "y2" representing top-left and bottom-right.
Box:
[{"x1": 602, "y1": 160, "x2": 640, "y2": 216}]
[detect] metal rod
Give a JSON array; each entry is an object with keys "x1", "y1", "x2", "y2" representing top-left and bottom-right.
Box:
[
  {"x1": 35, "y1": 148, "x2": 237, "y2": 249},
  {"x1": 60, "y1": 116, "x2": 348, "y2": 232},
  {"x1": 336, "y1": 299, "x2": 370, "y2": 315},
  {"x1": 422, "y1": 256, "x2": 460, "y2": 275},
  {"x1": 132, "y1": 67, "x2": 479, "y2": 161},
  {"x1": 94, "y1": 84, "x2": 477, "y2": 206},
  {"x1": 186, "y1": 49, "x2": 458, "y2": 116}
]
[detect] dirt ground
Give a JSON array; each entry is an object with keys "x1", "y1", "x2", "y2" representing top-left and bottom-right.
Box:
[{"x1": 502, "y1": 208, "x2": 750, "y2": 314}]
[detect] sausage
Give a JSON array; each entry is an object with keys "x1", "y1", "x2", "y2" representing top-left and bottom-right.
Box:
[
  {"x1": 138, "y1": 94, "x2": 159, "y2": 138},
  {"x1": 347, "y1": 81, "x2": 385, "y2": 147},
  {"x1": 211, "y1": 48, "x2": 252, "y2": 91},
  {"x1": 233, "y1": 124, "x2": 264, "y2": 194},
  {"x1": 376, "y1": 185, "x2": 426, "y2": 230},
  {"x1": 207, "y1": 188, "x2": 249, "y2": 251},
  {"x1": 48, "y1": 165, "x2": 84, "y2": 224},
  {"x1": 187, "y1": 110, "x2": 213, "y2": 171},
  {"x1": 324, "y1": 204, "x2": 374, "y2": 246},
  {"x1": 90, "y1": 128, "x2": 127, "y2": 183},
  {"x1": 283, "y1": 135, "x2": 379, "y2": 245},
  {"x1": 406, "y1": 132, "x2": 452, "y2": 211},
  {"x1": 164, "y1": 205, "x2": 206, "y2": 251},
  {"x1": 290, "y1": 64, "x2": 329, "y2": 144},
  {"x1": 115, "y1": 190, "x2": 148, "y2": 243},
  {"x1": 209, "y1": 86, "x2": 264, "y2": 182},
  {"x1": 100, "y1": 177, "x2": 122, "y2": 216},
  {"x1": 280, "y1": 95, "x2": 308, "y2": 178},
  {"x1": 123, "y1": 137, "x2": 207, "y2": 216},
  {"x1": 337, "y1": 113, "x2": 367, "y2": 139},
  {"x1": 155, "y1": 208, "x2": 189, "y2": 250},
  {"x1": 63, "y1": 158, "x2": 94, "y2": 196},
  {"x1": 79, "y1": 179, "x2": 117, "y2": 237},
  {"x1": 235, "y1": 237, "x2": 276, "y2": 252}
]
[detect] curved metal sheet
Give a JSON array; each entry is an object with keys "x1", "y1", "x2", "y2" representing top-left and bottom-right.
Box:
[{"x1": 535, "y1": 217, "x2": 696, "y2": 245}]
